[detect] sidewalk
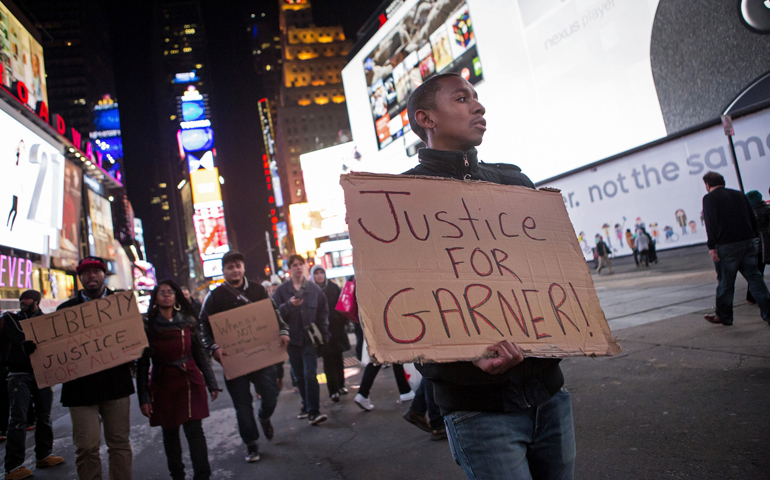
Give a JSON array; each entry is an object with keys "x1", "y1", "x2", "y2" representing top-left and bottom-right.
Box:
[{"x1": 564, "y1": 302, "x2": 769, "y2": 479}]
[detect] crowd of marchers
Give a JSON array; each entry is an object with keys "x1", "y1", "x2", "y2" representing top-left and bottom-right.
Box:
[{"x1": 0, "y1": 74, "x2": 769, "y2": 480}]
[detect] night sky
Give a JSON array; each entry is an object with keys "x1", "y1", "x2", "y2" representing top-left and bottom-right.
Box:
[{"x1": 99, "y1": 0, "x2": 383, "y2": 280}]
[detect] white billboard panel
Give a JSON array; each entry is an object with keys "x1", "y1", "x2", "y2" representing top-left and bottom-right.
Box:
[
  {"x1": 343, "y1": 0, "x2": 665, "y2": 182},
  {"x1": 300, "y1": 141, "x2": 417, "y2": 239},
  {"x1": 0, "y1": 103, "x2": 64, "y2": 254},
  {"x1": 541, "y1": 109, "x2": 770, "y2": 259}
]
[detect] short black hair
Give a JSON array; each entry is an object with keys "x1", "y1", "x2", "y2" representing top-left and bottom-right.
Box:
[
  {"x1": 702, "y1": 171, "x2": 725, "y2": 187},
  {"x1": 407, "y1": 73, "x2": 461, "y2": 142}
]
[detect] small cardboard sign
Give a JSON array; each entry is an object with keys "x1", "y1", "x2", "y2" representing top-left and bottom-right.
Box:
[
  {"x1": 340, "y1": 172, "x2": 620, "y2": 364},
  {"x1": 21, "y1": 291, "x2": 148, "y2": 388},
  {"x1": 209, "y1": 299, "x2": 288, "y2": 380}
]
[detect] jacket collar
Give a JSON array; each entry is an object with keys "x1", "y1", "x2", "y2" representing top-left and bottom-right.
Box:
[{"x1": 418, "y1": 148, "x2": 479, "y2": 178}]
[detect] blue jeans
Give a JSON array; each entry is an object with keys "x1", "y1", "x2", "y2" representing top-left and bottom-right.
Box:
[
  {"x1": 411, "y1": 378, "x2": 442, "y2": 429},
  {"x1": 715, "y1": 239, "x2": 770, "y2": 324},
  {"x1": 287, "y1": 343, "x2": 320, "y2": 415},
  {"x1": 444, "y1": 389, "x2": 575, "y2": 480},
  {"x1": 5, "y1": 374, "x2": 54, "y2": 472},
  {"x1": 224, "y1": 366, "x2": 280, "y2": 446}
]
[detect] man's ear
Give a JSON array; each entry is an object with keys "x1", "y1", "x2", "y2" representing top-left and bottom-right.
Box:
[{"x1": 415, "y1": 109, "x2": 435, "y2": 133}]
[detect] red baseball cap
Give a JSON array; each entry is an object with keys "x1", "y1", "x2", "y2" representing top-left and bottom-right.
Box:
[{"x1": 76, "y1": 256, "x2": 107, "y2": 275}]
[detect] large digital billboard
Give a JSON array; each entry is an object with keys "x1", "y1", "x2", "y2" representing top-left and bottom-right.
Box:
[
  {"x1": 364, "y1": 1, "x2": 482, "y2": 150},
  {"x1": 343, "y1": 0, "x2": 668, "y2": 182},
  {"x1": 52, "y1": 159, "x2": 82, "y2": 268},
  {"x1": 0, "y1": 103, "x2": 64, "y2": 255},
  {"x1": 193, "y1": 205, "x2": 229, "y2": 269},
  {"x1": 190, "y1": 167, "x2": 223, "y2": 208},
  {"x1": 86, "y1": 189, "x2": 116, "y2": 260},
  {"x1": 0, "y1": 2, "x2": 48, "y2": 111}
]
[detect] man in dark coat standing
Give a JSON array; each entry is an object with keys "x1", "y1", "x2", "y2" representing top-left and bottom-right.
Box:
[
  {"x1": 57, "y1": 257, "x2": 135, "y2": 480},
  {"x1": 701, "y1": 172, "x2": 770, "y2": 325},
  {"x1": 1, "y1": 290, "x2": 65, "y2": 480},
  {"x1": 311, "y1": 265, "x2": 350, "y2": 402},
  {"x1": 199, "y1": 251, "x2": 290, "y2": 463}
]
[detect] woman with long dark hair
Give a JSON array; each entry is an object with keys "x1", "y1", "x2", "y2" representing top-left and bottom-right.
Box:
[{"x1": 136, "y1": 280, "x2": 220, "y2": 480}]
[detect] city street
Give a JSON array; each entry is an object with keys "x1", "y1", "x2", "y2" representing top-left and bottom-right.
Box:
[{"x1": 2, "y1": 245, "x2": 769, "y2": 479}]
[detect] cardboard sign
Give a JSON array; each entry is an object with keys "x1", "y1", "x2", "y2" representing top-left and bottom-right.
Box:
[
  {"x1": 209, "y1": 299, "x2": 288, "y2": 380},
  {"x1": 341, "y1": 172, "x2": 620, "y2": 364},
  {"x1": 21, "y1": 291, "x2": 148, "y2": 388}
]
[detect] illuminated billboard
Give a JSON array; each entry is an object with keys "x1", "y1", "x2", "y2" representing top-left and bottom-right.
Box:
[
  {"x1": 86, "y1": 189, "x2": 116, "y2": 260},
  {"x1": 288, "y1": 202, "x2": 316, "y2": 257},
  {"x1": 0, "y1": 2, "x2": 48, "y2": 111},
  {"x1": 52, "y1": 159, "x2": 82, "y2": 268},
  {"x1": 190, "y1": 167, "x2": 223, "y2": 208},
  {"x1": 193, "y1": 205, "x2": 229, "y2": 276},
  {"x1": 180, "y1": 127, "x2": 215, "y2": 152},
  {"x1": 0, "y1": 104, "x2": 64, "y2": 255},
  {"x1": 342, "y1": 0, "x2": 669, "y2": 182},
  {"x1": 182, "y1": 100, "x2": 206, "y2": 122},
  {"x1": 364, "y1": 1, "x2": 482, "y2": 149}
]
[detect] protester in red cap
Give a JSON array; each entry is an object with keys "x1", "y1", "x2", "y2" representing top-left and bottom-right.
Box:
[
  {"x1": 57, "y1": 256, "x2": 134, "y2": 480},
  {"x1": 0, "y1": 290, "x2": 65, "y2": 480}
]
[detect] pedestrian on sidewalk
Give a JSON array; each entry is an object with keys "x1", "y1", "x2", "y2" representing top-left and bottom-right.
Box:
[
  {"x1": 57, "y1": 256, "x2": 135, "y2": 480},
  {"x1": 273, "y1": 255, "x2": 330, "y2": 426},
  {"x1": 625, "y1": 229, "x2": 639, "y2": 267},
  {"x1": 137, "y1": 280, "x2": 221, "y2": 480},
  {"x1": 181, "y1": 286, "x2": 202, "y2": 319},
  {"x1": 311, "y1": 265, "x2": 350, "y2": 401},
  {"x1": 0, "y1": 290, "x2": 65, "y2": 480},
  {"x1": 403, "y1": 378, "x2": 446, "y2": 440},
  {"x1": 199, "y1": 251, "x2": 290, "y2": 462},
  {"x1": 353, "y1": 361, "x2": 414, "y2": 411},
  {"x1": 746, "y1": 190, "x2": 770, "y2": 304},
  {"x1": 402, "y1": 73, "x2": 575, "y2": 479},
  {"x1": 595, "y1": 234, "x2": 613, "y2": 274},
  {"x1": 636, "y1": 227, "x2": 651, "y2": 267},
  {"x1": 701, "y1": 172, "x2": 770, "y2": 325}
]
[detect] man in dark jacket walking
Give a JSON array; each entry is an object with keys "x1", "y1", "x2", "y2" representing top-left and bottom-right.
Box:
[
  {"x1": 0, "y1": 290, "x2": 65, "y2": 480},
  {"x1": 702, "y1": 173, "x2": 770, "y2": 325},
  {"x1": 746, "y1": 190, "x2": 770, "y2": 304},
  {"x1": 273, "y1": 255, "x2": 330, "y2": 425},
  {"x1": 57, "y1": 256, "x2": 134, "y2": 480},
  {"x1": 199, "y1": 250, "x2": 290, "y2": 463},
  {"x1": 402, "y1": 73, "x2": 575, "y2": 479},
  {"x1": 311, "y1": 265, "x2": 350, "y2": 401}
]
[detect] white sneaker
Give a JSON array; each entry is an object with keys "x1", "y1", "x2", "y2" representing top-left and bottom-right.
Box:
[
  {"x1": 354, "y1": 393, "x2": 374, "y2": 411},
  {"x1": 399, "y1": 391, "x2": 415, "y2": 402}
]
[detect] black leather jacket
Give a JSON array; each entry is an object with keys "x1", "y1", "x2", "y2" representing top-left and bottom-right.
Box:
[{"x1": 405, "y1": 148, "x2": 564, "y2": 414}]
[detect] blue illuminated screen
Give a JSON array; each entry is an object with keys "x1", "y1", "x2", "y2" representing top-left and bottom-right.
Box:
[{"x1": 180, "y1": 128, "x2": 215, "y2": 152}]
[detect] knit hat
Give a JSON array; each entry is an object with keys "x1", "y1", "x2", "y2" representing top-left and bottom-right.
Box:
[
  {"x1": 310, "y1": 265, "x2": 325, "y2": 276},
  {"x1": 746, "y1": 190, "x2": 763, "y2": 208},
  {"x1": 19, "y1": 290, "x2": 41, "y2": 302},
  {"x1": 76, "y1": 256, "x2": 107, "y2": 274}
]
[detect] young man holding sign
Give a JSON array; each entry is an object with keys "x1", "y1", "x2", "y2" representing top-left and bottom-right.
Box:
[
  {"x1": 403, "y1": 74, "x2": 575, "y2": 479},
  {"x1": 199, "y1": 251, "x2": 290, "y2": 463},
  {"x1": 56, "y1": 257, "x2": 135, "y2": 480}
]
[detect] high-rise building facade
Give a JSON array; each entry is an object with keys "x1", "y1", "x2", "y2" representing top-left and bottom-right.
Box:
[
  {"x1": 150, "y1": 0, "x2": 230, "y2": 285},
  {"x1": 275, "y1": 0, "x2": 351, "y2": 247}
]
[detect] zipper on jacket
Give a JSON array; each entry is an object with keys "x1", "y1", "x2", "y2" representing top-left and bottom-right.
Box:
[
  {"x1": 182, "y1": 328, "x2": 191, "y2": 418},
  {"x1": 463, "y1": 152, "x2": 471, "y2": 180}
]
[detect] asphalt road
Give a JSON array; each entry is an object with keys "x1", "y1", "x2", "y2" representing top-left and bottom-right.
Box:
[{"x1": 2, "y1": 244, "x2": 768, "y2": 479}]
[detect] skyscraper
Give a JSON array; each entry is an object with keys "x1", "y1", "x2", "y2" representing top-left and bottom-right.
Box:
[
  {"x1": 275, "y1": 0, "x2": 351, "y2": 253},
  {"x1": 149, "y1": 0, "x2": 230, "y2": 285}
]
